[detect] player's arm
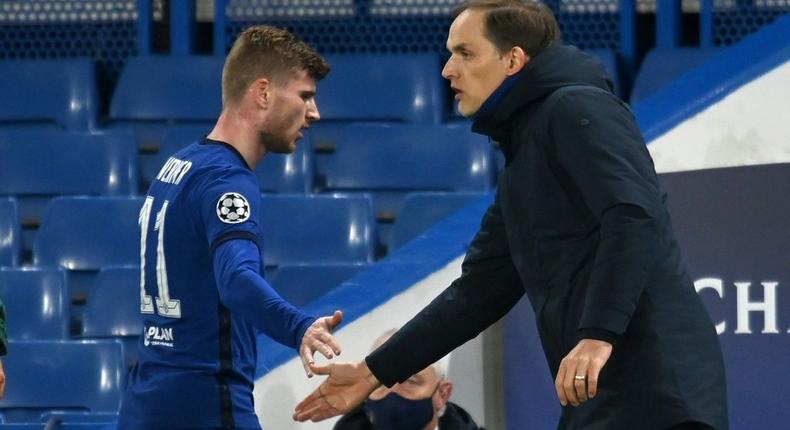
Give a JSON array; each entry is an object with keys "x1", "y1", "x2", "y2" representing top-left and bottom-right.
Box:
[
  {"x1": 213, "y1": 238, "x2": 313, "y2": 348},
  {"x1": 197, "y1": 167, "x2": 341, "y2": 375},
  {"x1": 213, "y1": 238, "x2": 342, "y2": 375}
]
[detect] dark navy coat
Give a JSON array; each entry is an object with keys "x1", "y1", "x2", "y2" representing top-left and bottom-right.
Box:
[{"x1": 367, "y1": 46, "x2": 728, "y2": 430}]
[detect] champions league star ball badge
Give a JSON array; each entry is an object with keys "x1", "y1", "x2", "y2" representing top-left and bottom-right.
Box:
[{"x1": 216, "y1": 192, "x2": 251, "y2": 224}]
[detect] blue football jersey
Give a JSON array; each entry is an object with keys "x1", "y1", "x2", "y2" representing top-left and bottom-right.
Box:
[{"x1": 118, "y1": 139, "x2": 303, "y2": 430}]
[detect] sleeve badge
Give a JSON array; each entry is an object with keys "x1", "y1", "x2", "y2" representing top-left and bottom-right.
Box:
[{"x1": 216, "y1": 192, "x2": 251, "y2": 224}]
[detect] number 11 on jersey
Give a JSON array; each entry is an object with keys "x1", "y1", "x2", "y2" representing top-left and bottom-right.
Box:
[{"x1": 139, "y1": 196, "x2": 182, "y2": 318}]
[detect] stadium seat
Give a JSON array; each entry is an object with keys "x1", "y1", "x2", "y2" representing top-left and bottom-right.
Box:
[
  {"x1": 108, "y1": 57, "x2": 221, "y2": 130},
  {"x1": 0, "y1": 59, "x2": 98, "y2": 131},
  {"x1": 0, "y1": 130, "x2": 138, "y2": 257},
  {"x1": 0, "y1": 199, "x2": 20, "y2": 267},
  {"x1": 631, "y1": 47, "x2": 724, "y2": 103},
  {"x1": 109, "y1": 56, "x2": 223, "y2": 181},
  {"x1": 267, "y1": 263, "x2": 370, "y2": 307},
  {"x1": 34, "y1": 197, "x2": 143, "y2": 271},
  {"x1": 390, "y1": 192, "x2": 488, "y2": 251},
  {"x1": 259, "y1": 194, "x2": 376, "y2": 266},
  {"x1": 145, "y1": 126, "x2": 314, "y2": 193},
  {"x1": 33, "y1": 197, "x2": 144, "y2": 317},
  {"x1": 320, "y1": 123, "x2": 495, "y2": 250},
  {"x1": 307, "y1": 53, "x2": 446, "y2": 155},
  {"x1": 0, "y1": 340, "x2": 125, "y2": 423},
  {"x1": 322, "y1": 123, "x2": 494, "y2": 213},
  {"x1": 110, "y1": 56, "x2": 223, "y2": 124},
  {"x1": 318, "y1": 54, "x2": 445, "y2": 124},
  {"x1": 0, "y1": 268, "x2": 69, "y2": 340},
  {"x1": 81, "y1": 266, "x2": 142, "y2": 368}
]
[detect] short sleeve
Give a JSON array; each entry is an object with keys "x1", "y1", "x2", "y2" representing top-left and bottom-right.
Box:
[{"x1": 196, "y1": 166, "x2": 262, "y2": 254}]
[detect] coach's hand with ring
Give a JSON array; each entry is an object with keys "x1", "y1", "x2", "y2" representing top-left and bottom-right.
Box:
[
  {"x1": 555, "y1": 338, "x2": 613, "y2": 407},
  {"x1": 299, "y1": 310, "x2": 344, "y2": 378}
]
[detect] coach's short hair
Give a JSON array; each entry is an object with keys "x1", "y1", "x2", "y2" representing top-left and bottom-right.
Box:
[
  {"x1": 221, "y1": 25, "x2": 330, "y2": 106},
  {"x1": 453, "y1": 0, "x2": 561, "y2": 57}
]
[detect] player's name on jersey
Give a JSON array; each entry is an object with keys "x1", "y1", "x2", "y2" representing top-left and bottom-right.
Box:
[{"x1": 156, "y1": 157, "x2": 193, "y2": 185}]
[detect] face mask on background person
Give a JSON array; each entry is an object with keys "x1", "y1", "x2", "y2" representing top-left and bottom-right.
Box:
[{"x1": 363, "y1": 390, "x2": 435, "y2": 430}]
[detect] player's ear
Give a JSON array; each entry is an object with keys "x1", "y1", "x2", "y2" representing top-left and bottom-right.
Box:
[{"x1": 251, "y1": 78, "x2": 271, "y2": 108}]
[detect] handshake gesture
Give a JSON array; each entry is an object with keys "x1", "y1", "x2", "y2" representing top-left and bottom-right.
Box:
[{"x1": 292, "y1": 360, "x2": 381, "y2": 422}]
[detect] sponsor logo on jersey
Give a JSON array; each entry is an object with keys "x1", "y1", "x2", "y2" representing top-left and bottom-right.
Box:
[
  {"x1": 216, "y1": 192, "x2": 251, "y2": 224},
  {"x1": 144, "y1": 325, "x2": 175, "y2": 348}
]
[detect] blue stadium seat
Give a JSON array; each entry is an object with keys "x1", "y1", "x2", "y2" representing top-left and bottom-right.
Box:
[
  {"x1": 320, "y1": 123, "x2": 495, "y2": 250},
  {"x1": 110, "y1": 56, "x2": 223, "y2": 123},
  {"x1": 0, "y1": 268, "x2": 69, "y2": 340},
  {"x1": 145, "y1": 126, "x2": 314, "y2": 193},
  {"x1": 109, "y1": 56, "x2": 223, "y2": 179},
  {"x1": 0, "y1": 59, "x2": 98, "y2": 131},
  {"x1": 0, "y1": 199, "x2": 20, "y2": 267},
  {"x1": 319, "y1": 54, "x2": 444, "y2": 124},
  {"x1": 81, "y1": 266, "x2": 142, "y2": 368},
  {"x1": 307, "y1": 54, "x2": 446, "y2": 149},
  {"x1": 0, "y1": 130, "x2": 139, "y2": 257},
  {"x1": 33, "y1": 197, "x2": 144, "y2": 316},
  {"x1": 0, "y1": 340, "x2": 125, "y2": 423},
  {"x1": 267, "y1": 263, "x2": 370, "y2": 307},
  {"x1": 107, "y1": 56, "x2": 224, "y2": 154},
  {"x1": 34, "y1": 197, "x2": 143, "y2": 271},
  {"x1": 259, "y1": 195, "x2": 376, "y2": 266},
  {"x1": 390, "y1": 192, "x2": 488, "y2": 251},
  {"x1": 631, "y1": 47, "x2": 724, "y2": 104}
]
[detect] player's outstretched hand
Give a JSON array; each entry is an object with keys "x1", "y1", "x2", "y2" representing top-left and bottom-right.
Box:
[
  {"x1": 299, "y1": 310, "x2": 343, "y2": 377},
  {"x1": 293, "y1": 360, "x2": 380, "y2": 423}
]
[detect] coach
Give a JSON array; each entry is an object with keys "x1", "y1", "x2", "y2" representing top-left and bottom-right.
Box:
[{"x1": 295, "y1": 2, "x2": 728, "y2": 429}]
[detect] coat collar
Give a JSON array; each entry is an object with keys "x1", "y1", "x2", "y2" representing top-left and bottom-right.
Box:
[{"x1": 471, "y1": 45, "x2": 614, "y2": 146}]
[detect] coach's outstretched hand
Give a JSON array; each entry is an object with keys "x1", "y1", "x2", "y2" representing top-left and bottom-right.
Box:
[
  {"x1": 293, "y1": 360, "x2": 381, "y2": 422},
  {"x1": 299, "y1": 310, "x2": 344, "y2": 378}
]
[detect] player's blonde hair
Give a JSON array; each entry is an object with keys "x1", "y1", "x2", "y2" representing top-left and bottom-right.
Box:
[{"x1": 222, "y1": 25, "x2": 330, "y2": 107}]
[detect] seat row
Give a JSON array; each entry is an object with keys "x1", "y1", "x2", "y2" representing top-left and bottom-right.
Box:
[
  {"x1": 0, "y1": 264, "x2": 370, "y2": 369},
  {"x1": 0, "y1": 192, "x2": 485, "y2": 316},
  {"x1": 0, "y1": 339, "x2": 124, "y2": 425},
  {"x1": 0, "y1": 124, "x2": 496, "y2": 254},
  {"x1": 0, "y1": 54, "x2": 447, "y2": 135},
  {"x1": 1, "y1": 48, "x2": 708, "y2": 137},
  {"x1": 1, "y1": 192, "x2": 483, "y2": 268}
]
